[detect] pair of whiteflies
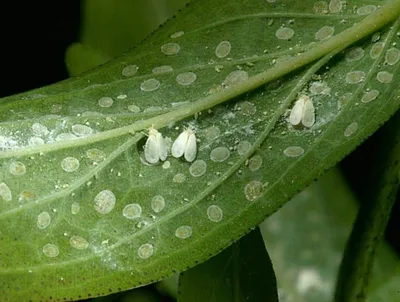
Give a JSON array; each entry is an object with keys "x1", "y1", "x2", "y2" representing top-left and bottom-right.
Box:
[{"x1": 144, "y1": 127, "x2": 197, "y2": 164}]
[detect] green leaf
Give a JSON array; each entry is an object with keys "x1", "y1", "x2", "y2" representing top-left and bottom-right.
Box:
[
  {"x1": 334, "y1": 112, "x2": 400, "y2": 302},
  {"x1": 66, "y1": 0, "x2": 190, "y2": 76},
  {"x1": 177, "y1": 228, "x2": 278, "y2": 302},
  {"x1": 1, "y1": 1, "x2": 400, "y2": 301},
  {"x1": 260, "y1": 167, "x2": 400, "y2": 302},
  {"x1": 65, "y1": 43, "x2": 112, "y2": 76}
]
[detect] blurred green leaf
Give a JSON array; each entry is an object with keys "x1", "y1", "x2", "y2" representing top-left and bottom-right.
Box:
[
  {"x1": 66, "y1": 0, "x2": 189, "y2": 75},
  {"x1": 178, "y1": 228, "x2": 278, "y2": 302},
  {"x1": 65, "y1": 43, "x2": 111, "y2": 76},
  {"x1": 261, "y1": 167, "x2": 400, "y2": 302},
  {"x1": 117, "y1": 288, "x2": 160, "y2": 302},
  {"x1": 1, "y1": 0, "x2": 400, "y2": 301}
]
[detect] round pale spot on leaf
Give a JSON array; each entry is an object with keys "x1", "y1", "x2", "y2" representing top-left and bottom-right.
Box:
[
  {"x1": 275, "y1": 27, "x2": 294, "y2": 40},
  {"x1": 189, "y1": 160, "x2": 207, "y2": 177},
  {"x1": 370, "y1": 42, "x2": 384, "y2": 59},
  {"x1": 345, "y1": 47, "x2": 365, "y2": 62},
  {"x1": 122, "y1": 203, "x2": 142, "y2": 219},
  {"x1": 385, "y1": 48, "x2": 400, "y2": 65},
  {"x1": 313, "y1": 1, "x2": 328, "y2": 14},
  {"x1": 329, "y1": 0, "x2": 341, "y2": 13},
  {"x1": 176, "y1": 72, "x2": 197, "y2": 86},
  {"x1": 140, "y1": 79, "x2": 160, "y2": 92},
  {"x1": 161, "y1": 43, "x2": 180, "y2": 55},
  {"x1": 210, "y1": 147, "x2": 230, "y2": 162},
  {"x1": 152, "y1": 65, "x2": 173, "y2": 74},
  {"x1": 61, "y1": 157, "x2": 80, "y2": 172},
  {"x1": 344, "y1": 122, "x2": 358, "y2": 137},
  {"x1": 138, "y1": 243, "x2": 154, "y2": 259},
  {"x1": 56, "y1": 133, "x2": 77, "y2": 141},
  {"x1": 9, "y1": 161, "x2": 26, "y2": 176},
  {"x1": 128, "y1": 104, "x2": 141, "y2": 113},
  {"x1": 361, "y1": 90, "x2": 379, "y2": 103},
  {"x1": 0, "y1": 183, "x2": 12, "y2": 201},
  {"x1": 151, "y1": 195, "x2": 165, "y2": 213},
  {"x1": 284, "y1": 146, "x2": 305, "y2": 158},
  {"x1": 357, "y1": 5, "x2": 377, "y2": 15},
  {"x1": 237, "y1": 140, "x2": 251, "y2": 155},
  {"x1": 72, "y1": 124, "x2": 93, "y2": 137},
  {"x1": 248, "y1": 155, "x2": 263, "y2": 171},
  {"x1": 43, "y1": 244, "x2": 59, "y2": 258},
  {"x1": 173, "y1": 173, "x2": 186, "y2": 183},
  {"x1": 215, "y1": 41, "x2": 231, "y2": 58},
  {"x1": 204, "y1": 126, "x2": 220, "y2": 142},
  {"x1": 70, "y1": 236, "x2": 89, "y2": 250},
  {"x1": 71, "y1": 202, "x2": 80, "y2": 214},
  {"x1": 94, "y1": 190, "x2": 116, "y2": 214},
  {"x1": 244, "y1": 181, "x2": 264, "y2": 201},
  {"x1": 175, "y1": 226, "x2": 193, "y2": 239},
  {"x1": 223, "y1": 70, "x2": 249, "y2": 87},
  {"x1": 207, "y1": 205, "x2": 223, "y2": 222},
  {"x1": 338, "y1": 92, "x2": 353, "y2": 110},
  {"x1": 98, "y1": 97, "x2": 113, "y2": 108},
  {"x1": 171, "y1": 31, "x2": 184, "y2": 38},
  {"x1": 162, "y1": 161, "x2": 171, "y2": 169},
  {"x1": 345, "y1": 71, "x2": 365, "y2": 84},
  {"x1": 122, "y1": 65, "x2": 139, "y2": 77},
  {"x1": 376, "y1": 71, "x2": 393, "y2": 83},
  {"x1": 315, "y1": 26, "x2": 334, "y2": 40},
  {"x1": 37, "y1": 211, "x2": 51, "y2": 229},
  {"x1": 86, "y1": 148, "x2": 106, "y2": 162}
]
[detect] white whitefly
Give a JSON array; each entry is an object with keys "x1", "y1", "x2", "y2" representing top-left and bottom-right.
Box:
[
  {"x1": 171, "y1": 129, "x2": 197, "y2": 162},
  {"x1": 289, "y1": 95, "x2": 315, "y2": 128},
  {"x1": 144, "y1": 127, "x2": 168, "y2": 164}
]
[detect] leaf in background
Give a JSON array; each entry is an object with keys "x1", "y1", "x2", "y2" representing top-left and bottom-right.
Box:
[
  {"x1": 1, "y1": 0, "x2": 400, "y2": 301},
  {"x1": 66, "y1": 0, "x2": 190, "y2": 76},
  {"x1": 178, "y1": 228, "x2": 278, "y2": 302},
  {"x1": 65, "y1": 43, "x2": 112, "y2": 77},
  {"x1": 260, "y1": 167, "x2": 400, "y2": 302}
]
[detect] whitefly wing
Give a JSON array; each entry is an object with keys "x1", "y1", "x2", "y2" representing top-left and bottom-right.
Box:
[
  {"x1": 289, "y1": 97, "x2": 305, "y2": 126},
  {"x1": 171, "y1": 130, "x2": 189, "y2": 158},
  {"x1": 144, "y1": 131, "x2": 161, "y2": 164},
  {"x1": 301, "y1": 97, "x2": 315, "y2": 128},
  {"x1": 157, "y1": 132, "x2": 168, "y2": 161},
  {"x1": 184, "y1": 131, "x2": 197, "y2": 162}
]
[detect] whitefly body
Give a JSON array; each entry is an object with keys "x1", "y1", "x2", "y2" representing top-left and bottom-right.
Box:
[
  {"x1": 171, "y1": 129, "x2": 197, "y2": 162},
  {"x1": 144, "y1": 128, "x2": 168, "y2": 164},
  {"x1": 289, "y1": 95, "x2": 315, "y2": 128}
]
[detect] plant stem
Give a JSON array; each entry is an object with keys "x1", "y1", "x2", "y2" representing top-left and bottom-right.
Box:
[{"x1": 334, "y1": 112, "x2": 400, "y2": 302}]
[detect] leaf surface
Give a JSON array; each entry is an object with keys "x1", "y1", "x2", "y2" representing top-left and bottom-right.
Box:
[{"x1": 1, "y1": 0, "x2": 400, "y2": 301}]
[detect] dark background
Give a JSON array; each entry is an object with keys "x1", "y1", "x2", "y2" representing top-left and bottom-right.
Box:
[{"x1": 0, "y1": 2, "x2": 398, "y2": 255}]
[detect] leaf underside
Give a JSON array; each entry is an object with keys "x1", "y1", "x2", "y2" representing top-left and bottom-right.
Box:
[
  {"x1": 178, "y1": 228, "x2": 278, "y2": 302},
  {"x1": 0, "y1": 0, "x2": 399, "y2": 301}
]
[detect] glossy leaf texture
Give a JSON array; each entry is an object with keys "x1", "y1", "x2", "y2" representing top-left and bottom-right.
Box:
[
  {"x1": 1, "y1": 0, "x2": 400, "y2": 301},
  {"x1": 178, "y1": 228, "x2": 278, "y2": 302}
]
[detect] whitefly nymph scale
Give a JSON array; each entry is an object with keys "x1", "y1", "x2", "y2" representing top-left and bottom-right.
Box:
[
  {"x1": 144, "y1": 127, "x2": 168, "y2": 164},
  {"x1": 289, "y1": 94, "x2": 315, "y2": 128},
  {"x1": 171, "y1": 128, "x2": 197, "y2": 162}
]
